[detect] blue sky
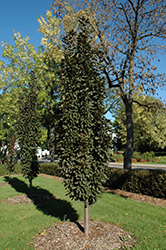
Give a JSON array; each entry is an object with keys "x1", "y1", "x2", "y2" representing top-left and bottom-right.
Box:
[
  {"x1": 0, "y1": 0, "x2": 53, "y2": 54},
  {"x1": 0, "y1": 0, "x2": 166, "y2": 121}
]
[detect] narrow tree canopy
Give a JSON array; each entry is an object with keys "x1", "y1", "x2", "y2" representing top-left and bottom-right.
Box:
[
  {"x1": 57, "y1": 17, "x2": 110, "y2": 206},
  {"x1": 17, "y1": 74, "x2": 40, "y2": 195}
]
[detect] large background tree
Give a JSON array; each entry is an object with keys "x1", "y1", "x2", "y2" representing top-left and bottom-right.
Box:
[
  {"x1": 57, "y1": 17, "x2": 110, "y2": 236},
  {"x1": 0, "y1": 33, "x2": 43, "y2": 157},
  {"x1": 51, "y1": 0, "x2": 166, "y2": 169},
  {"x1": 113, "y1": 93, "x2": 166, "y2": 152},
  {"x1": 37, "y1": 11, "x2": 63, "y2": 161},
  {"x1": 0, "y1": 87, "x2": 20, "y2": 161},
  {"x1": 0, "y1": 28, "x2": 61, "y2": 159}
]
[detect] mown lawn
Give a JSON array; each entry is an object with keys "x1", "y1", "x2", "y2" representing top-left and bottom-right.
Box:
[{"x1": 0, "y1": 175, "x2": 166, "y2": 250}]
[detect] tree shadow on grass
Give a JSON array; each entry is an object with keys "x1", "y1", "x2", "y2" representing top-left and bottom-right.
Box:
[{"x1": 3, "y1": 176, "x2": 78, "y2": 222}]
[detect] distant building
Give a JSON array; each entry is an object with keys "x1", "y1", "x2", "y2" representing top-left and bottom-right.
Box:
[{"x1": 36, "y1": 147, "x2": 50, "y2": 158}]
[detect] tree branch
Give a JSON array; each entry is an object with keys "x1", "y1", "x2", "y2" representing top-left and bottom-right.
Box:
[
  {"x1": 119, "y1": 3, "x2": 133, "y2": 36},
  {"x1": 133, "y1": 100, "x2": 163, "y2": 111},
  {"x1": 104, "y1": 99, "x2": 118, "y2": 115}
]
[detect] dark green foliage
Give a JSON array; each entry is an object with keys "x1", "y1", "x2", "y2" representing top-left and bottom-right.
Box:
[
  {"x1": 5, "y1": 153, "x2": 17, "y2": 178},
  {"x1": 17, "y1": 72, "x2": 40, "y2": 190},
  {"x1": 0, "y1": 163, "x2": 22, "y2": 176},
  {"x1": 39, "y1": 163, "x2": 61, "y2": 177},
  {"x1": 57, "y1": 17, "x2": 110, "y2": 205},
  {"x1": 106, "y1": 168, "x2": 166, "y2": 199}
]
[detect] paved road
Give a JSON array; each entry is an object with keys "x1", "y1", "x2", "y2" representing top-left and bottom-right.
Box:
[
  {"x1": 38, "y1": 158, "x2": 166, "y2": 171},
  {"x1": 38, "y1": 157, "x2": 58, "y2": 163},
  {"x1": 108, "y1": 162, "x2": 166, "y2": 171}
]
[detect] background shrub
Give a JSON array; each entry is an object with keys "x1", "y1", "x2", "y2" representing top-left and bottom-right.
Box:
[
  {"x1": 140, "y1": 151, "x2": 155, "y2": 162},
  {"x1": 112, "y1": 151, "x2": 157, "y2": 163},
  {"x1": 0, "y1": 163, "x2": 61, "y2": 177},
  {"x1": 132, "y1": 151, "x2": 141, "y2": 160},
  {"x1": 39, "y1": 163, "x2": 61, "y2": 177},
  {"x1": 117, "y1": 158, "x2": 124, "y2": 162},
  {"x1": 137, "y1": 158, "x2": 147, "y2": 162},
  {"x1": 105, "y1": 168, "x2": 166, "y2": 199},
  {"x1": 0, "y1": 163, "x2": 22, "y2": 176}
]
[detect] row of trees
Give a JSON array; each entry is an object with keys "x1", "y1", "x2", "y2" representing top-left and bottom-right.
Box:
[
  {"x1": 0, "y1": 0, "x2": 166, "y2": 235},
  {"x1": 0, "y1": 14, "x2": 110, "y2": 236},
  {"x1": 1, "y1": 0, "x2": 166, "y2": 169}
]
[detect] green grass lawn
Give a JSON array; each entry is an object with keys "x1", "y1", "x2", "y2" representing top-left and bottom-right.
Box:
[{"x1": 0, "y1": 175, "x2": 166, "y2": 250}]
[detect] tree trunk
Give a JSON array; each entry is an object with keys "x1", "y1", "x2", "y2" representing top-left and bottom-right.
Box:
[
  {"x1": 50, "y1": 146, "x2": 55, "y2": 163},
  {"x1": 50, "y1": 127, "x2": 57, "y2": 163},
  {"x1": 124, "y1": 100, "x2": 134, "y2": 170},
  {"x1": 29, "y1": 178, "x2": 32, "y2": 197},
  {"x1": 84, "y1": 200, "x2": 89, "y2": 236}
]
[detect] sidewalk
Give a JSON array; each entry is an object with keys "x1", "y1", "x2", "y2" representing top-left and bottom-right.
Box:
[{"x1": 108, "y1": 162, "x2": 166, "y2": 171}]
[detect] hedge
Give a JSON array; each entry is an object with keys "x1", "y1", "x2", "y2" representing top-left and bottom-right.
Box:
[
  {"x1": 0, "y1": 163, "x2": 61, "y2": 177},
  {"x1": 39, "y1": 163, "x2": 61, "y2": 177},
  {"x1": 106, "y1": 168, "x2": 166, "y2": 199},
  {"x1": 1, "y1": 163, "x2": 166, "y2": 199}
]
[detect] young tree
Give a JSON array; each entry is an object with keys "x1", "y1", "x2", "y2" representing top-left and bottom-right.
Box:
[
  {"x1": 51, "y1": 0, "x2": 166, "y2": 169},
  {"x1": 17, "y1": 72, "x2": 40, "y2": 196},
  {"x1": 57, "y1": 17, "x2": 110, "y2": 236}
]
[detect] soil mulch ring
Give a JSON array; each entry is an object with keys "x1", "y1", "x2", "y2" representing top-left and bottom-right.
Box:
[
  {"x1": 1, "y1": 173, "x2": 166, "y2": 249},
  {"x1": 33, "y1": 221, "x2": 136, "y2": 250},
  {"x1": 1, "y1": 194, "x2": 57, "y2": 204}
]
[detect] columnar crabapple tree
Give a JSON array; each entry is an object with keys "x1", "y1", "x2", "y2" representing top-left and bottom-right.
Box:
[
  {"x1": 57, "y1": 17, "x2": 110, "y2": 236},
  {"x1": 17, "y1": 71, "x2": 40, "y2": 196}
]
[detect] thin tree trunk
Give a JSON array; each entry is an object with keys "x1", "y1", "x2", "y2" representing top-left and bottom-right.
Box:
[
  {"x1": 29, "y1": 178, "x2": 32, "y2": 197},
  {"x1": 124, "y1": 100, "x2": 134, "y2": 170},
  {"x1": 47, "y1": 125, "x2": 56, "y2": 163},
  {"x1": 50, "y1": 146, "x2": 55, "y2": 163},
  {"x1": 50, "y1": 127, "x2": 57, "y2": 163},
  {"x1": 84, "y1": 200, "x2": 89, "y2": 236}
]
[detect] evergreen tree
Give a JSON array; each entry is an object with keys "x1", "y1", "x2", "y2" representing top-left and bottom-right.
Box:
[
  {"x1": 17, "y1": 71, "x2": 40, "y2": 196},
  {"x1": 57, "y1": 17, "x2": 110, "y2": 236}
]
